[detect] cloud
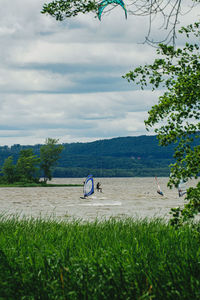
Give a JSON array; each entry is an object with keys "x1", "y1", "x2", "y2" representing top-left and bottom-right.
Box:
[
  {"x1": 0, "y1": 89, "x2": 160, "y2": 145},
  {"x1": 0, "y1": 0, "x2": 197, "y2": 146}
]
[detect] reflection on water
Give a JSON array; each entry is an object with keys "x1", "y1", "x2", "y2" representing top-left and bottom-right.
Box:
[{"x1": 0, "y1": 177, "x2": 197, "y2": 221}]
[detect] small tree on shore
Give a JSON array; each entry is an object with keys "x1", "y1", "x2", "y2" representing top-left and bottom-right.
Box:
[
  {"x1": 40, "y1": 138, "x2": 64, "y2": 182},
  {"x1": 16, "y1": 149, "x2": 40, "y2": 183},
  {"x1": 1, "y1": 156, "x2": 17, "y2": 184}
]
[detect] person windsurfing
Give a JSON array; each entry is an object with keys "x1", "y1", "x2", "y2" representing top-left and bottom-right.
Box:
[
  {"x1": 155, "y1": 176, "x2": 164, "y2": 196},
  {"x1": 178, "y1": 179, "x2": 187, "y2": 197},
  {"x1": 96, "y1": 182, "x2": 102, "y2": 193}
]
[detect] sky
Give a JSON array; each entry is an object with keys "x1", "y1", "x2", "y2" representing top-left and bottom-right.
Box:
[{"x1": 0, "y1": 0, "x2": 198, "y2": 146}]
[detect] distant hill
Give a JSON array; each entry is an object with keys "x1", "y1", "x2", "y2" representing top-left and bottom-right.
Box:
[{"x1": 0, "y1": 135, "x2": 175, "y2": 177}]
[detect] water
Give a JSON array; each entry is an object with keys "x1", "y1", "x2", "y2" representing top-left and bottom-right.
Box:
[{"x1": 0, "y1": 177, "x2": 196, "y2": 221}]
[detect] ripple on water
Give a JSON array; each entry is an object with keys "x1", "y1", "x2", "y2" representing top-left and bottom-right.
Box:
[{"x1": 0, "y1": 177, "x2": 197, "y2": 221}]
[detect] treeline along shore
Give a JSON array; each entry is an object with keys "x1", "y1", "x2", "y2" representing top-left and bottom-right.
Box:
[
  {"x1": 0, "y1": 135, "x2": 179, "y2": 177},
  {"x1": 0, "y1": 215, "x2": 199, "y2": 299}
]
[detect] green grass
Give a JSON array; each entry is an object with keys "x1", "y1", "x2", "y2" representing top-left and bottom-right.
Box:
[{"x1": 0, "y1": 215, "x2": 199, "y2": 299}]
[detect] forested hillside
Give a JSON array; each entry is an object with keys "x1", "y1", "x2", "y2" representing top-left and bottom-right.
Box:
[{"x1": 0, "y1": 136, "x2": 175, "y2": 177}]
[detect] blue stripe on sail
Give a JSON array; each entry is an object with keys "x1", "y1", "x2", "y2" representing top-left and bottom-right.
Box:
[{"x1": 84, "y1": 175, "x2": 94, "y2": 197}]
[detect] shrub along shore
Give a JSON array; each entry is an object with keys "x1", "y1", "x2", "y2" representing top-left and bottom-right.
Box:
[{"x1": 0, "y1": 215, "x2": 199, "y2": 299}]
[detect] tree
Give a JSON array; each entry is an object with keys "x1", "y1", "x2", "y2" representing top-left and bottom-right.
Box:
[
  {"x1": 16, "y1": 149, "x2": 40, "y2": 183},
  {"x1": 41, "y1": 0, "x2": 199, "y2": 45},
  {"x1": 1, "y1": 156, "x2": 17, "y2": 184},
  {"x1": 123, "y1": 22, "x2": 200, "y2": 225},
  {"x1": 40, "y1": 138, "x2": 64, "y2": 182}
]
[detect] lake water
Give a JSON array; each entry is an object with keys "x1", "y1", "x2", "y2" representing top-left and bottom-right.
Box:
[{"x1": 0, "y1": 177, "x2": 196, "y2": 221}]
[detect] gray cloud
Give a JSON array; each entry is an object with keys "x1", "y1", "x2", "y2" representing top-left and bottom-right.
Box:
[{"x1": 0, "y1": 0, "x2": 197, "y2": 146}]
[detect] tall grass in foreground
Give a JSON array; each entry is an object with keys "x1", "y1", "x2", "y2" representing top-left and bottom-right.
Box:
[{"x1": 0, "y1": 215, "x2": 199, "y2": 300}]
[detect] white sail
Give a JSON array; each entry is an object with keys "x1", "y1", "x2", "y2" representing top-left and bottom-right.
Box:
[
  {"x1": 178, "y1": 179, "x2": 187, "y2": 197},
  {"x1": 83, "y1": 175, "x2": 94, "y2": 198},
  {"x1": 155, "y1": 176, "x2": 164, "y2": 196}
]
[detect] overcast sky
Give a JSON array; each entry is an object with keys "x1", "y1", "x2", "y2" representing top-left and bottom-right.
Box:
[{"x1": 0, "y1": 0, "x2": 198, "y2": 146}]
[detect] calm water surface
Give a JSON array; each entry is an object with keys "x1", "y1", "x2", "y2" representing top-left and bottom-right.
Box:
[{"x1": 0, "y1": 177, "x2": 196, "y2": 221}]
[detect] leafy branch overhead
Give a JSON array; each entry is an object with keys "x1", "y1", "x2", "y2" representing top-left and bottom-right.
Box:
[
  {"x1": 124, "y1": 22, "x2": 200, "y2": 224},
  {"x1": 41, "y1": 0, "x2": 199, "y2": 44},
  {"x1": 41, "y1": 0, "x2": 98, "y2": 20}
]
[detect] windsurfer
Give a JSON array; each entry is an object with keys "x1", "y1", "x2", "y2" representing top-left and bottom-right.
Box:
[
  {"x1": 96, "y1": 182, "x2": 102, "y2": 192},
  {"x1": 155, "y1": 176, "x2": 164, "y2": 196}
]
